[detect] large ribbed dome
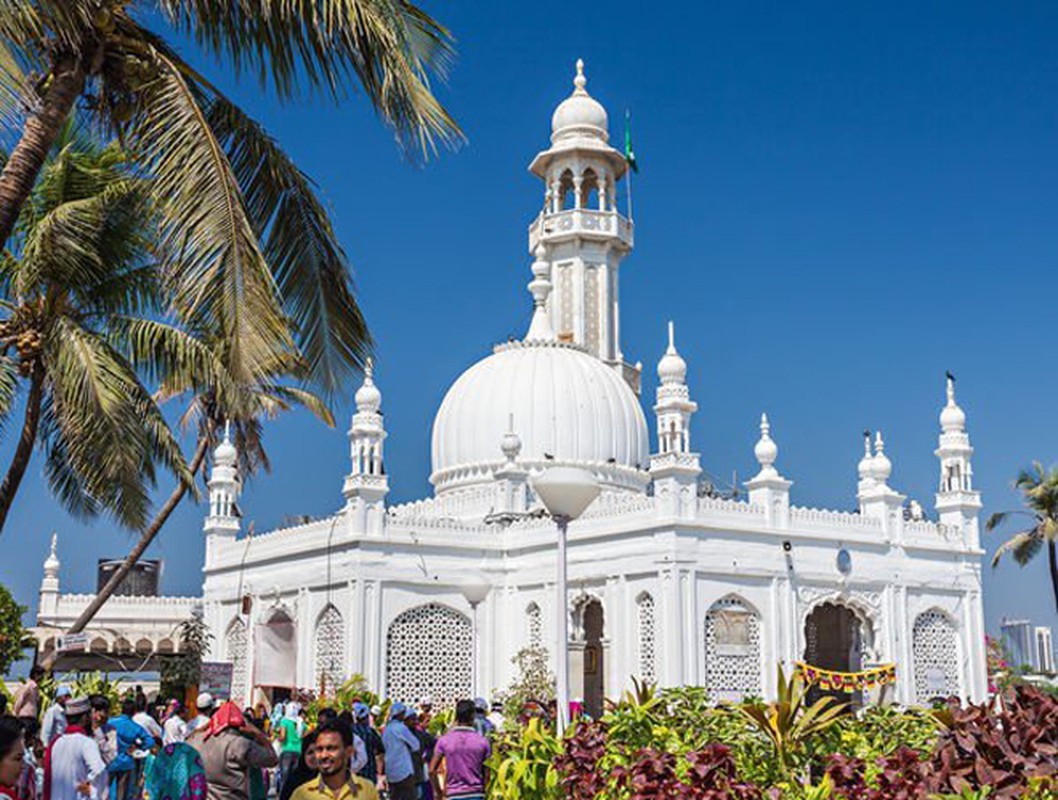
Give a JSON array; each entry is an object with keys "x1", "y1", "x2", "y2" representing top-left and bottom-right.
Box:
[{"x1": 430, "y1": 340, "x2": 649, "y2": 494}]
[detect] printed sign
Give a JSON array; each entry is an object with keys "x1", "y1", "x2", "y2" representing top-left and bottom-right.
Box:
[
  {"x1": 57, "y1": 632, "x2": 88, "y2": 652},
  {"x1": 199, "y1": 661, "x2": 234, "y2": 700}
]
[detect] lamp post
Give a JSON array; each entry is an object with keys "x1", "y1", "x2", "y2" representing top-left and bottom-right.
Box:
[
  {"x1": 459, "y1": 575, "x2": 491, "y2": 698},
  {"x1": 530, "y1": 466, "x2": 600, "y2": 735}
]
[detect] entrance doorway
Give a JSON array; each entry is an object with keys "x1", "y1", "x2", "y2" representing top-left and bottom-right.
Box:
[
  {"x1": 582, "y1": 600, "x2": 605, "y2": 718},
  {"x1": 804, "y1": 602, "x2": 864, "y2": 707}
]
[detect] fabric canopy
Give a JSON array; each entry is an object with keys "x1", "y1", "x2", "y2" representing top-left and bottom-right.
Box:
[{"x1": 254, "y1": 619, "x2": 297, "y2": 687}]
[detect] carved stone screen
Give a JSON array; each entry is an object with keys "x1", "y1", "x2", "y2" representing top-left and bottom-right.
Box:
[
  {"x1": 225, "y1": 619, "x2": 247, "y2": 703},
  {"x1": 636, "y1": 593, "x2": 657, "y2": 683},
  {"x1": 913, "y1": 609, "x2": 960, "y2": 703},
  {"x1": 704, "y1": 597, "x2": 761, "y2": 702},
  {"x1": 314, "y1": 605, "x2": 346, "y2": 693},
  {"x1": 386, "y1": 603, "x2": 472, "y2": 708}
]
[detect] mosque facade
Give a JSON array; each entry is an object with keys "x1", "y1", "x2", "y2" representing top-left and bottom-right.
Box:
[{"x1": 35, "y1": 62, "x2": 987, "y2": 713}]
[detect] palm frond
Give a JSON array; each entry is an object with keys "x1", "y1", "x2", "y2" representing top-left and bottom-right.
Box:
[
  {"x1": 153, "y1": 0, "x2": 463, "y2": 158},
  {"x1": 121, "y1": 41, "x2": 295, "y2": 383},
  {"x1": 991, "y1": 530, "x2": 1042, "y2": 568},
  {"x1": 204, "y1": 95, "x2": 370, "y2": 395}
]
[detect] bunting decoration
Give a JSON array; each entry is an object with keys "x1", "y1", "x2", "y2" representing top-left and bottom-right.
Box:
[{"x1": 796, "y1": 661, "x2": 897, "y2": 692}]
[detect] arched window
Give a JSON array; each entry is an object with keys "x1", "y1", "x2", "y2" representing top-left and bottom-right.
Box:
[
  {"x1": 704, "y1": 596, "x2": 762, "y2": 702},
  {"x1": 386, "y1": 603, "x2": 472, "y2": 708},
  {"x1": 315, "y1": 605, "x2": 345, "y2": 693},
  {"x1": 636, "y1": 593, "x2": 657, "y2": 683},
  {"x1": 913, "y1": 609, "x2": 960, "y2": 703},
  {"x1": 225, "y1": 619, "x2": 248, "y2": 704},
  {"x1": 526, "y1": 602, "x2": 542, "y2": 649}
]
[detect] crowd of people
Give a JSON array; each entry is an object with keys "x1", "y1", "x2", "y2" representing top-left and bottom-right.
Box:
[{"x1": 1, "y1": 669, "x2": 498, "y2": 800}]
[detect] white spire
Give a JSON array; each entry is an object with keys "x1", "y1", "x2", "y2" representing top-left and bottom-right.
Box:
[
  {"x1": 857, "y1": 430, "x2": 875, "y2": 482},
  {"x1": 355, "y1": 357, "x2": 383, "y2": 413},
  {"x1": 753, "y1": 413, "x2": 780, "y2": 478},
  {"x1": 43, "y1": 531, "x2": 59, "y2": 578},
  {"x1": 214, "y1": 420, "x2": 237, "y2": 467},
  {"x1": 526, "y1": 244, "x2": 555, "y2": 341},
  {"x1": 656, "y1": 320, "x2": 687, "y2": 385},
  {"x1": 940, "y1": 372, "x2": 966, "y2": 432},
  {"x1": 872, "y1": 430, "x2": 892, "y2": 483},
  {"x1": 500, "y1": 413, "x2": 522, "y2": 463},
  {"x1": 574, "y1": 58, "x2": 587, "y2": 94}
]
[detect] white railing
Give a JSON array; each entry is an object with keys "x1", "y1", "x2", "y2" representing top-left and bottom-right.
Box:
[
  {"x1": 789, "y1": 506, "x2": 882, "y2": 530},
  {"x1": 528, "y1": 209, "x2": 634, "y2": 249}
]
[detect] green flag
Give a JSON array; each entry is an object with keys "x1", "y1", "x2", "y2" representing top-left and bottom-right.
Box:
[{"x1": 624, "y1": 110, "x2": 638, "y2": 173}]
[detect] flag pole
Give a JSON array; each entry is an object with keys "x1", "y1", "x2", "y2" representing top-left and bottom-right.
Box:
[{"x1": 626, "y1": 155, "x2": 634, "y2": 222}]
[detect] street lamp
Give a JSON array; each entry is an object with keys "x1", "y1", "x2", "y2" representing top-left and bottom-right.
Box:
[
  {"x1": 459, "y1": 574, "x2": 491, "y2": 698},
  {"x1": 531, "y1": 466, "x2": 600, "y2": 735}
]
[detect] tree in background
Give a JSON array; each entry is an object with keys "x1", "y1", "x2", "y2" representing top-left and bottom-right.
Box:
[
  {"x1": 0, "y1": 583, "x2": 34, "y2": 675},
  {"x1": 987, "y1": 462, "x2": 1058, "y2": 612},
  {"x1": 159, "y1": 614, "x2": 212, "y2": 702},
  {"x1": 0, "y1": 126, "x2": 192, "y2": 533}
]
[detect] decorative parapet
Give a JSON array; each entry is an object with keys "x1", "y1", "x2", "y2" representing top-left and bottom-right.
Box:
[
  {"x1": 904, "y1": 519, "x2": 966, "y2": 548},
  {"x1": 789, "y1": 506, "x2": 883, "y2": 531},
  {"x1": 579, "y1": 491, "x2": 655, "y2": 519}
]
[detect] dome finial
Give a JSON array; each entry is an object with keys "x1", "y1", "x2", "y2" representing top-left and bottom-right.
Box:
[
  {"x1": 858, "y1": 429, "x2": 874, "y2": 480},
  {"x1": 940, "y1": 370, "x2": 966, "y2": 432},
  {"x1": 43, "y1": 531, "x2": 60, "y2": 579},
  {"x1": 872, "y1": 430, "x2": 892, "y2": 482},
  {"x1": 574, "y1": 58, "x2": 587, "y2": 93},
  {"x1": 526, "y1": 244, "x2": 555, "y2": 341},
  {"x1": 500, "y1": 413, "x2": 522, "y2": 463},
  {"x1": 753, "y1": 412, "x2": 779, "y2": 475},
  {"x1": 657, "y1": 319, "x2": 687, "y2": 385},
  {"x1": 355, "y1": 356, "x2": 382, "y2": 413}
]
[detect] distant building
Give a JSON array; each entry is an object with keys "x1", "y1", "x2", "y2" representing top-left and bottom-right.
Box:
[
  {"x1": 1035, "y1": 626, "x2": 1054, "y2": 673},
  {"x1": 97, "y1": 559, "x2": 161, "y2": 597},
  {"x1": 1001, "y1": 619, "x2": 1035, "y2": 669}
]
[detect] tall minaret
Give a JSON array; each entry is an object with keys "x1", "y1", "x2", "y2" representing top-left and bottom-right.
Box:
[
  {"x1": 935, "y1": 374, "x2": 982, "y2": 547},
  {"x1": 650, "y1": 322, "x2": 700, "y2": 517},
  {"x1": 528, "y1": 59, "x2": 637, "y2": 389},
  {"x1": 39, "y1": 532, "x2": 60, "y2": 619},
  {"x1": 204, "y1": 423, "x2": 241, "y2": 565},
  {"x1": 343, "y1": 358, "x2": 389, "y2": 534}
]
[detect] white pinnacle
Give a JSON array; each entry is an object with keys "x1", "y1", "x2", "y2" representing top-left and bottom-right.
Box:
[{"x1": 753, "y1": 413, "x2": 780, "y2": 477}]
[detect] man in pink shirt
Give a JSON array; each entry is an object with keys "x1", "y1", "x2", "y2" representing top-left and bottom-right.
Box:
[
  {"x1": 11, "y1": 667, "x2": 42, "y2": 726},
  {"x1": 428, "y1": 701, "x2": 490, "y2": 800}
]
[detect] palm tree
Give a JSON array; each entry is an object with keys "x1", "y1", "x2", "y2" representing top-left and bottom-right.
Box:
[
  {"x1": 0, "y1": 126, "x2": 192, "y2": 534},
  {"x1": 0, "y1": 0, "x2": 461, "y2": 389},
  {"x1": 987, "y1": 462, "x2": 1058, "y2": 612}
]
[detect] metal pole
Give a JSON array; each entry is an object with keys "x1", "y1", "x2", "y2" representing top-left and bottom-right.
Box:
[
  {"x1": 471, "y1": 601, "x2": 479, "y2": 697},
  {"x1": 555, "y1": 515, "x2": 570, "y2": 735}
]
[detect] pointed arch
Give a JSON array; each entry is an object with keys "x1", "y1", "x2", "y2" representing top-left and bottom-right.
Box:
[
  {"x1": 225, "y1": 618, "x2": 248, "y2": 704},
  {"x1": 912, "y1": 608, "x2": 960, "y2": 703},
  {"x1": 386, "y1": 603, "x2": 471, "y2": 708},
  {"x1": 526, "y1": 602, "x2": 542, "y2": 649},
  {"x1": 635, "y1": 591, "x2": 657, "y2": 684},
  {"x1": 314, "y1": 604, "x2": 346, "y2": 694},
  {"x1": 704, "y1": 594, "x2": 762, "y2": 702}
]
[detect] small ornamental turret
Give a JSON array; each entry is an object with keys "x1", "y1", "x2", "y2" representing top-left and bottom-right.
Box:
[
  {"x1": 343, "y1": 358, "x2": 389, "y2": 534},
  {"x1": 650, "y1": 321, "x2": 700, "y2": 517},
  {"x1": 205, "y1": 422, "x2": 241, "y2": 538},
  {"x1": 492, "y1": 415, "x2": 529, "y2": 519},
  {"x1": 934, "y1": 373, "x2": 982, "y2": 547},
  {"x1": 857, "y1": 428, "x2": 906, "y2": 538},
  {"x1": 745, "y1": 414, "x2": 792, "y2": 528},
  {"x1": 39, "y1": 532, "x2": 60, "y2": 618}
]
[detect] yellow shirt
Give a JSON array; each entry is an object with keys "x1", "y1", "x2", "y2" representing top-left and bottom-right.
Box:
[{"x1": 289, "y1": 774, "x2": 379, "y2": 800}]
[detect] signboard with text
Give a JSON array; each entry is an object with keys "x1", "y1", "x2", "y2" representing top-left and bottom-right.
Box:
[{"x1": 199, "y1": 661, "x2": 234, "y2": 700}]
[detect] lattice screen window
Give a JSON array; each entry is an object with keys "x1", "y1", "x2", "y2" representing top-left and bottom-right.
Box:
[
  {"x1": 704, "y1": 597, "x2": 762, "y2": 702},
  {"x1": 527, "y1": 603, "x2": 542, "y2": 649},
  {"x1": 636, "y1": 593, "x2": 657, "y2": 683},
  {"x1": 913, "y1": 609, "x2": 960, "y2": 703},
  {"x1": 315, "y1": 605, "x2": 346, "y2": 693},
  {"x1": 225, "y1": 619, "x2": 247, "y2": 704},
  {"x1": 386, "y1": 603, "x2": 472, "y2": 708}
]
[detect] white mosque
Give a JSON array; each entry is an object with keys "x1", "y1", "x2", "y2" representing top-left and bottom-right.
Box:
[{"x1": 35, "y1": 61, "x2": 987, "y2": 713}]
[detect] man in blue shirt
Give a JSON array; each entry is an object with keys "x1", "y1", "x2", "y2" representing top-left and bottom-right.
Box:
[
  {"x1": 380, "y1": 703, "x2": 419, "y2": 800},
  {"x1": 108, "y1": 698, "x2": 155, "y2": 800}
]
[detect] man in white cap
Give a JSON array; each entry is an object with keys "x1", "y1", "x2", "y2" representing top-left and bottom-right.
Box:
[
  {"x1": 41, "y1": 685, "x2": 71, "y2": 745},
  {"x1": 185, "y1": 693, "x2": 214, "y2": 735},
  {"x1": 44, "y1": 697, "x2": 108, "y2": 800}
]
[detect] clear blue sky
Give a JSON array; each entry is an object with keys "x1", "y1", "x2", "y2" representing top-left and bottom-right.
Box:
[{"x1": 2, "y1": 0, "x2": 1057, "y2": 651}]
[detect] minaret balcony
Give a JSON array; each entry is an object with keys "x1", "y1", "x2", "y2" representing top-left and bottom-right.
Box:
[{"x1": 529, "y1": 209, "x2": 633, "y2": 251}]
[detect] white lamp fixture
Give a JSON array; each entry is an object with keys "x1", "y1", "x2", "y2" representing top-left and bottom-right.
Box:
[
  {"x1": 532, "y1": 466, "x2": 601, "y2": 521},
  {"x1": 530, "y1": 465, "x2": 600, "y2": 736}
]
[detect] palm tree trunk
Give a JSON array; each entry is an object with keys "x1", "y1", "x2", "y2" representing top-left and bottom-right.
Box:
[
  {"x1": 1049, "y1": 540, "x2": 1058, "y2": 614},
  {"x1": 0, "y1": 59, "x2": 86, "y2": 250},
  {"x1": 0, "y1": 363, "x2": 44, "y2": 534},
  {"x1": 40, "y1": 436, "x2": 211, "y2": 670}
]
